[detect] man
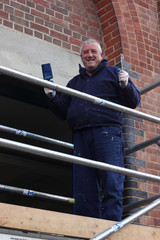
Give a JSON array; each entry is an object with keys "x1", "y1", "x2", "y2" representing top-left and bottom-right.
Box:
[{"x1": 44, "y1": 39, "x2": 141, "y2": 221}]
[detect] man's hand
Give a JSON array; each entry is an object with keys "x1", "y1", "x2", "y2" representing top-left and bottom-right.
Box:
[
  {"x1": 118, "y1": 70, "x2": 129, "y2": 88},
  {"x1": 44, "y1": 87, "x2": 56, "y2": 99},
  {"x1": 44, "y1": 80, "x2": 56, "y2": 99}
]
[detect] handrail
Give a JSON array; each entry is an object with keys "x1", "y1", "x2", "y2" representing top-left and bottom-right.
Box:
[
  {"x1": 123, "y1": 194, "x2": 160, "y2": 213},
  {"x1": 0, "y1": 66, "x2": 160, "y2": 125},
  {"x1": 0, "y1": 65, "x2": 160, "y2": 237},
  {"x1": 140, "y1": 79, "x2": 160, "y2": 95},
  {"x1": 0, "y1": 184, "x2": 75, "y2": 204},
  {"x1": 0, "y1": 137, "x2": 160, "y2": 183},
  {"x1": 125, "y1": 135, "x2": 160, "y2": 155},
  {"x1": 120, "y1": 53, "x2": 160, "y2": 95},
  {"x1": 91, "y1": 198, "x2": 160, "y2": 240},
  {"x1": 0, "y1": 124, "x2": 73, "y2": 149}
]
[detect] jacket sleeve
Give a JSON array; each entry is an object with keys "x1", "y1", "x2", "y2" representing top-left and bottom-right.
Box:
[
  {"x1": 119, "y1": 78, "x2": 141, "y2": 109},
  {"x1": 47, "y1": 90, "x2": 72, "y2": 120}
]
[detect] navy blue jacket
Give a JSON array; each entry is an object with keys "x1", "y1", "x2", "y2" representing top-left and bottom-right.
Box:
[{"x1": 48, "y1": 59, "x2": 141, "y2": 131}]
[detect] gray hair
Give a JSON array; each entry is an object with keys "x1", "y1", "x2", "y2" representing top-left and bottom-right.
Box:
[{"x1": 80, "y1": 39, "x2": 102, "y2": 54}]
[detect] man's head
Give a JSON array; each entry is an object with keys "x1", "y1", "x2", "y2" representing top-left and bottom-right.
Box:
[{"x1": 80, "y1": 39, "x2": 103, "y2": 75}]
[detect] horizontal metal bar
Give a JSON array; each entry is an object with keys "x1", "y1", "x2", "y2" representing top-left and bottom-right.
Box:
[
  {"x1": 123, "y1": 194, "x2": 160, "y2": 213},
  {"x1": 0, "y1": 184, "x2": 75, "y2": 204},
  {"x1": 0, "y1": 66, "x2": 160, "y2": 125},
  {"x1": 125, "y1": 135, "x2": 160, "y2": 155},
  {"x1": 0, "y1": 124, "x2": 73, "y2": 149},
  {"x1": 0, "y1": 137, "x2": 160, "y2": 183},
  {"x1": 91, "y1": 198, "x2": 160, "y2": 240},
  {"x1": 140, "y1": 79, "x2": 160, "y2": 95}
]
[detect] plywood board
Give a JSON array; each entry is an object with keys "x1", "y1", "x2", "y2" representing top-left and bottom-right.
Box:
[{"x1": 0, "y1": 203, "x2": 160, "y2": 240}]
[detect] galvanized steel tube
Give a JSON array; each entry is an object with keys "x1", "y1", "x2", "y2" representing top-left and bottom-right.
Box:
[
  {"x1": 0, "y1": 124, "x2": 73, "y2": 149},
  {"x1": 0, "y1": 66, "x2": 160, "y2": 125},
  {"x1": 0, "y1": 184, "x2": 75, "y2": 204},
  {"x1": 0, "y1": 137, "x2": 160, "y2": 183},
  {"x1": 91, "y1": 198, "x2": 160, "y2": 240}
]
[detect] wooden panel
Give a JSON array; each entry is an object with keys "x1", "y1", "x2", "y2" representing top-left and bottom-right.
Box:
[{"x1": 0, "y1": 203, "x2": 160, "y2": 239}]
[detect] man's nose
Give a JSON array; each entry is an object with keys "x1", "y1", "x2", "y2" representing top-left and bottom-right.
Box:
[{"x1": 87, "y1": 50, "x2": 93, "y2": 57}]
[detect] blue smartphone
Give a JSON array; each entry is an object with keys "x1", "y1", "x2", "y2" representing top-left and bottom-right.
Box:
[{"x1": 41, "y1": 63, "x2": 53, "y2": 80}]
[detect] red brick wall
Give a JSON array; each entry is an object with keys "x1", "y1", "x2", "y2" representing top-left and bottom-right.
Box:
[
  {"x1": 0, "y1": 0, "x2": 102, "y2": 53},
  {"x1": 0, "y1": 0, "x2": 160, "y2": 227},
  {"x1": 93, "y1": 0, "x2": 160, "y2": 227}
]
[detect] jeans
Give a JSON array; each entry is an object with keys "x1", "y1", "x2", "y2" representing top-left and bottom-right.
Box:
[{"x1": 72, "y1": 126, "x2": 125, "y2": 221}]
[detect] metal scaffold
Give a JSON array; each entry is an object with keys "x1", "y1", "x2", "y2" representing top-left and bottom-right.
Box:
[{"x1": 0, "y1": 65, "x2": 160, "y2": 239}]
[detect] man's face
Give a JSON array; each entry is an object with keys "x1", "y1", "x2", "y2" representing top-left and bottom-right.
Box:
[{"x1": 81, "y1": 42, "x2": 103, "y2": 75}]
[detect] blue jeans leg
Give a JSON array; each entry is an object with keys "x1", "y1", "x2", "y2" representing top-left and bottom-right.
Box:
[
  {"x1": 72, "y1": 129, "x2": 101, "y2": 218},
  {"x1": 72, "y1": 126, "x2": 125, "y2": 221}
]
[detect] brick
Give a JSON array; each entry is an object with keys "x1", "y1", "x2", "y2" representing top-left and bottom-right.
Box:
[
  {"x1": 14, "y1": 9, "x2": 24, "y2": 18},
  {"x1": 69, "y1": 13, "x2": 85, "y2": 23},
  {"x1": 14, "y1": 23, "x2": 23, "y2": 32},
  {"x1": 72, "y1": 19, "x2": 80, "y2": 27},
  {"x1": 33, "y1": 0, "x2": 49, "y2": 8},
  {"x1": 96, "y1": 0, "x2": 110, "y2": 11},
  {"x1": 44, "y1": 34, "x2": 52, "y2": 43},
  {"x1": 4, "y1": 5, "x2": 14, "y2": 14},
  {"x1": 124, "y1": 180, "x2": 138, "y2": 189},
  {"x1": 53, "y1": 38, "x2": 61, "y2": 47},
  {"x1": 72, "y1": 44, "x2": 80, "y2": 53},
  {"x1": 10, "y1": 14, "x2": 29, "y2": 27},
  {"x1": 51, "y1": 4, "x2": 68, "y2": 15},
  {"x1": 107, "y1": 48, "x2": 122, "y2": 62},
  {"x1": 0, "y1": 10, "x2": 8, "y2": 18},
  {"x1": 125, "y1": 157, "x2": 146, "y2": 167},
  {"x1": 124, "y1": 133, "x2": 136, "y2": 142},
  {"x1": 25, "y1": 13, "x2": 34, "y2": 21},
  {"x1": 17, "y1": 0, "x2": 25, "y2": 4},
  {"x1": 135, "y1": 0, "x2": 149, "y2": 9},
  {"x1": 97, "y1": 7, "x2": 106, "y2": 18},
  {"x1": 124, "y1": 189, "x2": 148, "y2": 198},
  {"x1": 69, "y1": 24, "x2": 86, "y2": 36},
  {"x1": 50, "y1": 29, "x2": 68, "y2": 41},
  {"x1": 87, "y1": 19, "x2": 99, "y2": 28},
  {"x1": 62, "y1": 41, "x2": 71, "y2": 50},
  {"x1": 30, "y1": 22, "x2": 49, "y2": 33},
  {"x1": 24, "y1": 27, "x2": 33, "y2": 36},
  {"x1": 3, "y1": 19, "x2": 13, "y2": 28},
  {"x1": 31, "y1": 9, "x2": 50, "y2": 21},
  {"x1": 11, "y1": 1, "x2": 30, "y2": 13},
  {"x1": 123, "y1": 118, "x2": 135, "y2": 127},
  {"x1": 26, "y1": 0, "x2": 35, "y2": 8},
  {"x1": 69, "y1": 37, "x2": 82, "y2": 47},
  {"x1": 36, "y1": 4, "x2": 44, "y2": 12},
  {"x1": 0, "y1": 0, "x2": 9, "y2": 3},
  {"x1": 150, "y1": 210, "x2": 160, "y2": 218},
  {"x1": 64, "y1": 3, "x2": 72, "y2": 12},
  {"x1": 34, "y1": 30, "x2": 43, "y2": 39}
]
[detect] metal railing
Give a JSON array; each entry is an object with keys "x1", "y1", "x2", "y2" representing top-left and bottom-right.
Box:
[
  {"x1": 0, "y1": 137, "x2": 160, "y2": 183},
  {"x1": 0, "y1": 124, "x2": 73, "y2": 149},
  {"x1": 91, "y1": 197, "x2": 160, "y2": 240},
  {"x1": 140, "y1": 79, "x2": 160, "y2": 95},
  {"x1": 0, "y1": 184, "x2": 75, "y2": 204},
  {"x1": 1, "y1": 65, "x2": 160, "y2": 155},
  {"x1": 125, "y1": 134, "x2": 160, "y2": 156},
  {"x1": 0, "y1": 66, "x2": 160, "y2": 125},
  {"x1": 0, "y1": 137, "x2": 160, "y2": 240},
  {"x1": 0, "y1": 65, "x2": 160, "y2": 239}
]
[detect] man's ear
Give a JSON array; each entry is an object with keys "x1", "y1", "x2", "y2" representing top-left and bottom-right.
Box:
[{"x1": 101, "y1": 51, "x2": 104, "y2": 58}]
